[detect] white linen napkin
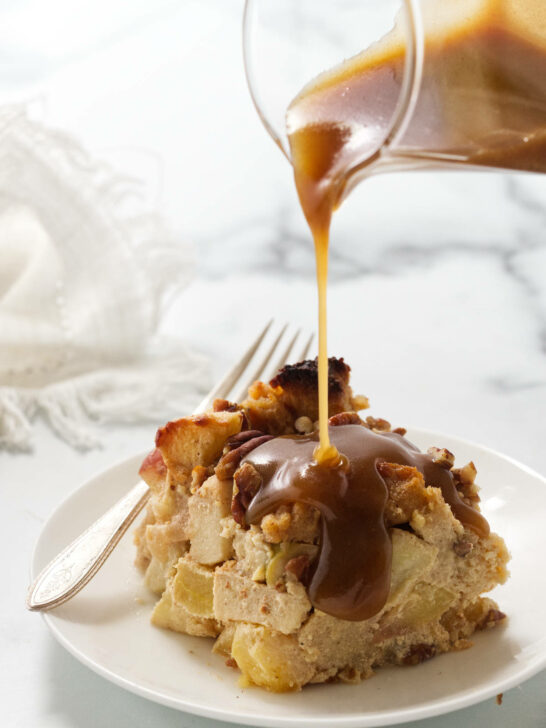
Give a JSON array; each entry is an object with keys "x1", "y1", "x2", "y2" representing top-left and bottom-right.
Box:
[{"x1": 0, "y1": 107, "x2": 209, "y2": 450}]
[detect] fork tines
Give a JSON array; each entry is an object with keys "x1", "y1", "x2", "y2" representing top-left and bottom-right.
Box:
[{"x1": 196, "y1": 323, "x2": 314, "y2": 414}]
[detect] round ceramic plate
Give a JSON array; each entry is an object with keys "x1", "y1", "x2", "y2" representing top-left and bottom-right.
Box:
[{"x1": 32, "y1": 428, "x2": 546, "y2": 727}]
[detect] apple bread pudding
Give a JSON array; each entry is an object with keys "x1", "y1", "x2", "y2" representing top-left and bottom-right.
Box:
[{"x1": 135, "y1": 358, "x2": 509, "y2": 692}]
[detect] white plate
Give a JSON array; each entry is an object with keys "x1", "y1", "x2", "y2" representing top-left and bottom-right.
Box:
[{"x1": 32, "y1": 428, "x2": 546, "y2": 727}]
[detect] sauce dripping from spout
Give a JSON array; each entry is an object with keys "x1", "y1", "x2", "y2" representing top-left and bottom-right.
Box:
[
  {"x1": 256, "y1": 8, "x2": 546, "y2": 620},
  {"x1": 287, "y1": 16, "x2": 546, "y2": 463}
]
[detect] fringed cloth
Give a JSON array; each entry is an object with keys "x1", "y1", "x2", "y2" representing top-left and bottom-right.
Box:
[{"x1": 0, "y1": 107, "x2": 209, "y2": 450}]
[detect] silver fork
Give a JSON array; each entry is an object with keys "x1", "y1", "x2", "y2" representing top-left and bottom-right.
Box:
[{"x1": 27, "y1": 322, "x2": 313, "y2": 612}]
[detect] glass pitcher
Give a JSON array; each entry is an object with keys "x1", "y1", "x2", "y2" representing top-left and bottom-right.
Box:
[{"x1": 243, "y1": 0, "x2": 546, "y2": 208}]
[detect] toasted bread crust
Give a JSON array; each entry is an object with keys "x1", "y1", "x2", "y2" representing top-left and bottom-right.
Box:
[{"x1": 269, "y1": 357, "x2": 352, "y2": 422}]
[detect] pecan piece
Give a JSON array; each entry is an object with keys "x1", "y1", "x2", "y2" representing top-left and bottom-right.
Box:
[
  {"x1": 231, "y1": 462, "x2": 263, "y2": 526},
  {"x1": 216, "y1": 433, "x2": 273, "y2": 480},
  {"x1": 225, "y1": 430, "x2": 267, "y2": 450},
  {"x1": 453, "y1": 461, "x2": 480, "y2": 505},
  {"x1": 284, "y1": 555, "x2": 311, "y2": 583},
  {"x1": 427, "y1": 446, "x2": 455, "y2": 469},
  {"x1": 329, "y1": 412, "x2": 362, "y2": 427},
  {"x1": 351, "y1": 394, "x2": 369, "y2": 411},
  {"x1": 452, "y1": 461, "x2": 477, "y2": 485},
  {"x1": 365, "y1": 416, "x2": 391, "y2": 432}
]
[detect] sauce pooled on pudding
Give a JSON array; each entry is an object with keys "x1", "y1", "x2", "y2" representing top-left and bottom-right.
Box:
[{"x1": 244, "y1": 425, "x2": 489, "y2": 622}]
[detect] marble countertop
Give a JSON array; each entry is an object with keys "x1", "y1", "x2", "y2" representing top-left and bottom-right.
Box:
[{"x1": 2, "y1": 1, "x2": 545, "y2": 726}]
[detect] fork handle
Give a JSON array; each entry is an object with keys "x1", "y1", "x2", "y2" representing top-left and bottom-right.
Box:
[{"x1": 27, "y1": 481, "x2": 150, "y2": 612}]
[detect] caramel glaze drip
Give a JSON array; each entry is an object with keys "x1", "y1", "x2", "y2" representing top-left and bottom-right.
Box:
[{"x1": 244, "y1": 424, "x2": 489, "y2": 622}]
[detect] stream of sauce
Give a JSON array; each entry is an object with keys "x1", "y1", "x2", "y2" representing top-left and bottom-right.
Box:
[
  {"x1": 288, "y1": 12, "x2": 546, "y2": 460},
  {"x1": 244, "y1": 425, "x2": 489, "y2": 621},
  {"x1": 244, "y1": 5, "x2": 545, "y2": 620}
]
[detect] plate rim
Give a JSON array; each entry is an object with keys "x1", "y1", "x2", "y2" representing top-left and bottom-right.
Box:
[{"x1": 32, "y1": 428, "x2": 546, "y2": 727}]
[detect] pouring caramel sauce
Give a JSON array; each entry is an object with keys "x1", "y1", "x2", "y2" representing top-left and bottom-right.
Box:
[
  {"x1": 242, "y1": 3, "x2": 545, "y2": 620},
  {"x1": 287, "y1": 5, "x2": 546, "y2": 460}
]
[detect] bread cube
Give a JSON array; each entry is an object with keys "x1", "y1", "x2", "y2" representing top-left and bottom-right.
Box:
[
  {"x1": 189, "y1": 475, "x2": 233, "y2": 565},
  {"x1": 213, "y1": 562, "x2": 311, "y2": 634}
]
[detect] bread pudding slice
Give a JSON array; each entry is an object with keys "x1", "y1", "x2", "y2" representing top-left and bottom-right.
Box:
[{"x1": 135, "y1": 358, "x2": 509, "y2": 691}]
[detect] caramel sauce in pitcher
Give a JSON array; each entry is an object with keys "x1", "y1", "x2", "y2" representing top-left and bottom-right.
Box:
[{"x1": 243, "y1": 2, "x2": 546, "y2": 620}]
